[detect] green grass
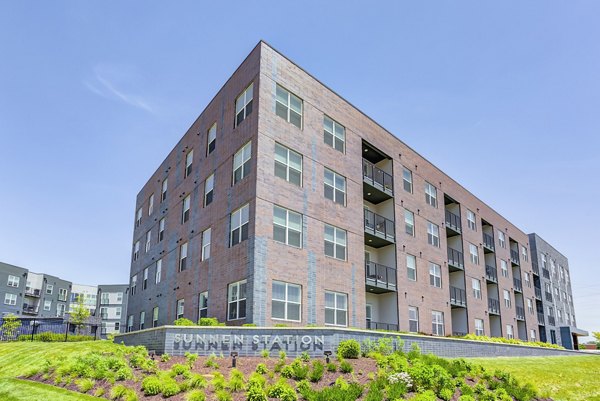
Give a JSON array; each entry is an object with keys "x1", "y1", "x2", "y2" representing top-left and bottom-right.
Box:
[
  {"x1": 470, "y1": 355, "x2": 600, "y2": 401},
  {"x1": 0, "y1": 378, "x2": 100, "y2": 401}
]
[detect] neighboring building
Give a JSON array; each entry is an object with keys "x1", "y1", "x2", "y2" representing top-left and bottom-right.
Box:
[
  {"x1": 97, "y1": 284, "x2": 128, "y2": 338},
  {"x1": 0, "y1": 262, "x2": 28, "y2": 317},
  {"x1": 529, "y1": 233, "x2": 587, "y2": 349},
  {"x1": 70, "y1": 283, "x2": 98, "y2": 315},
  {"x1": 24, "y1": 272, "x2": 72, "y2": 318}
]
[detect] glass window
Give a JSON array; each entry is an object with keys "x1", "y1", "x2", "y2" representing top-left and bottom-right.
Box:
[
  {"x1": 204, "y1": 174, "x2": 214, "y2": 206},
  {"x1": 467, "y1": 210, "x2": 476, "y2": 231},
  {"x1": 176, "y1": 299, "x2": 184, "y2": 319},
  {"x1": 227, "y1": 280, "x2": 247, "y2": 320},
  {"x1": 425, "y1": 182, "x2": 437, "y2": 207},
  {"x1": 127, "y1": 315, "x2": 134, "y2": 332},
  {"x1": 408, "y1": 306, "x2": 419, "y2": 332},
  {"x1": 501, "y1": 259, "x2": 509, "y2": 277},
  {"x1": 475, "y1": 318, "x2": 484, "y2": 336},
  {"x1": 4, "y1": 293, "x2": 17, "y2": 306},
  {"x1": 133, "y1": 241, "x2": 140, "y2": 261},
  {"x1": 152, "y1": 307, "x2": 159, "y2": 327},
  {"x1": 185, "y1": 150, "x2": 193, "y2": 178},
  {"x1": 155, "y1": 259, "x2": 162, "y2": 284},
  {"x1": 46, "y1": 284, "x2": 53, "y2": 295},
  {"x1": 506, "y1": 324, "x2": 514, "y2": 339},
  {"x1": 503, "y1": 289, "x2": 511, "y2": 308},
  {"x1": 202, "y1": 228, "x2": 211, "y2": 261},
  {"x1": 207, "y1": 123, "x2": 216, "y2": 155},
  {"x1": 432, "y1": 311, "x2": 444, "y2": 336},
  {"x1": 143, "y1": 267, "x2": 148, "y2": 290},
  {"x1": 324, "y1": 168, "x2": 346, "y2": 205},
  {"x1": 429, "y1": 262, "x2": 442, "y2": 288},
  {"x1": 182, "y1": 195, "x2": 191, "y2": 223},
  {"x1": 404, "y1": 209, "x2": 415, "y2": 236},
  {"x1": 522, "y1": 246, "x2": 528, "y2": 262},
  {"x1": 273, "y1": 206, "x2": 302, "y2": 248},
  {"x1": 130, "y1": 275, "x2": 137, "y2": 296},
  {"x1": 145, "y1": 230, "x2": 152, "y2": 252},
  {"x1": 427, "y1": 221, "x2": 440, "y2": 247},
  {"x1": 233, "y1": 142, "x2": 252, "y2": 184},
  {"x1": 275, "y1": 84, "x2": 302, "y2": 128},
  {"x1": 135, "y1": 207, "x2": 142, "y2": 227},
  {"x1": 324, "y1": 224, "x2": 347, "y2": 261},
  {"x1": 199, "y1": 292, "x2": 208, "y2": 319},
  {"x1": 158, "y1": 218, "x2": 165, "y2": 242},
  {"x1": 58, "y1": 288, "x2": 68, "y2": 301},
  {"x1": 274, "y1": 143, "x2": 302, "y2": 186},
  {"x1": 407, "y1": 254, "x2": 417, "y2": 281},
  {"x1": 179, "y1": 242, "x2": 188, "y2": 271},
  {"x1": 230, "y1": 204, "x2": 250, "y2": 246},
  {"x1": 139, "y1": 311, "x2": 145, "y2": 330},
  {"x1": 472, "y1": 279, "x2": 481, "y2": 299},
  {"x1": 469, "y1": 243, "x2": 479, "y2": 265},
  {"x1": 7, "y1": 275, "x2": 19, "y2": 288},
  {"x1": 272, "y1": 281, "x2": 301, "y2": 321},
  {"x1": 530, "y1": 329, "x2": 536, "y2": 341},
  {"x1": 148, "y1": 194, "x2": 154, "y2": 215},
  {"x1": 43, "y1": 300, "x2": 51, "y2": 311},
  {"x1": 402, "y1": 167, "x2": 413, "y2": 193},
  {"x1": 235, "y1": 83, "x2": 253, "y2": 127},
  {"x1": 498, "y1": 231, "x2": 506, "y2": 248},
  {"x1": 324, "y1": 291, "x2": 347, "y2": 326},
  {"x1": 161, "y1": 178, "x2": 168, "y2": 202},
  {"x1": 323, "y1": 115, "x2": 345, "y2": 152},
  {"x1": 527, "y1": 298, "x2": 533, "y2": 314}
]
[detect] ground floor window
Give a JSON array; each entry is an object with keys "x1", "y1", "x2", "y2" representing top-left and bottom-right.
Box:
[{"x1": 324, "y1": 291, "x2": 347, "y2": 326}]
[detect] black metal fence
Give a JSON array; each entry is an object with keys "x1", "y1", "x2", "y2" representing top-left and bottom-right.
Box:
[{"x1": 0, "y1": 317, "x2": 99, "y2": 342}]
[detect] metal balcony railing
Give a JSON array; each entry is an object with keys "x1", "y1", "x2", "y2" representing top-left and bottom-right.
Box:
[
  {"x1": 516, "y1": 306, "x2": 525, "y2": 320},
  {"x1": 365, "y1": 261, "x2": 397, "y2": 291},
  {"x1": 532, "y1": 261, "x2": 540, "y2": 275},
  {"x1": 447, "y1": 247, "x2": 464, "y2": 270},
  {"x1": 366, "y1": 321, "x2": 399, "y2": 331},
  {"x1": 537, "y1": 313, "x2": 545, "y2": 325},
  {"x1": 483, "y1": 233, "x2": 495, "y2": 251},
  {"x1": 362, "y1": 159, "x2": 393, "y2": 195},
  {"x1": 488, "y1": 298, "x2": 500, "y2": 314},
  {"x1": 485, "y1": 265, "x2": 498, "y2": 282},
  {"x1": 364, "y1": 209, "x2": 395, "y2": 241},
  {"x1": 450, "y1": 286, "x2": 467, "y2": 307},
  {"x1": 513, "y1": 277, "x2": 523, "y2": 292},
  {"x1": 25, "y1": 288, "x2": 41, "y2": 297},
  {"x1": 510, "y1": 249, "x2": 520, "y2": 265},
  {"x1": 445, "y1": 210, "x2": 462, "y2": 233}
]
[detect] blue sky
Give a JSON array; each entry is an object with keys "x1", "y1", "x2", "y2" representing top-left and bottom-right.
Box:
[{"x1": 1, "y1": 1, "x2": 598, "y2": 339}]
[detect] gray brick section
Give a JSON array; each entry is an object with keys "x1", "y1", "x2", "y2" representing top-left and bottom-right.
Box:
[
  {"x1": 307, "y1": 252, "x2": 317, "y2": 324},
  {"x1": 252, "y1": 237, "x2": 267, "y2": 326}
]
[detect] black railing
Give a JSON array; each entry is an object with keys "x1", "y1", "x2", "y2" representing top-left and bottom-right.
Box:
[
  {"x1": 447, "y1": 247, "x2": 464, "y2": 269},
  {"x1": 534, "y1": 287, "x2": 542, "y2": 299},
  {"x1": 545, "y1": 292, "x2": 553, "y2": 302},
  {"x1": 537, "y1": 313, "x2": 545, "y2": 325},
  {"x1": 362, "y1": 159, "x2": 393, "y2": 195},
  {"x1": 488, "y1": 298, "x2": 500, "y2": 314},
  {"x1": 364, "y1": 209, "x2": 395, "y2": 241},
  {"x1": 516, "y1": 306, "x2": 525, "y2": 320},
  {"x1": 25, "y1": 289, "x2": 41, "y2": 297},
  {"x1": 532, "y1": 261, "x2": 539, "y2": 275},
  {"x1": 548, "y1": 315, "x2": 556, "y2": 326},
  {"x1": 510, "y1": 249, "x2": 520, "y2": 265},
  {"x1": 513, "y1": 277, "x2": 522, "y2": 292},
  {"x1": 485, "y1": 265, "x2": 498, "y2": 282},
  {"x1": 453, "y1": 331, "x2": 467, "y2": 337},
  {"x1": 365, "y1": 261, "x2": 397, "y2": 290},
  {"x1": 483, "y1": 233, "x2": 495, "y2": 251},
  {"x1": 366, "y1": 321, "x2": 399, "y2": 331},
  {"x1": 445, "y1": 210, "x2": 462, "y2": 232},
  {"x1": 22, "y1": 305, "x2": 38, "y2": 314},
  {"x1": 542, "y1": 268, "x2": 550, "y2": 279},
  {"x1": 450, "y1": 286, "x2": 467, "y2": 307}
]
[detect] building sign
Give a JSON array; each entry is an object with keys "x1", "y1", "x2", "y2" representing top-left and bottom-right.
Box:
[{"x1": 173, "y1": 333, "x2": 326, "y2": 352}]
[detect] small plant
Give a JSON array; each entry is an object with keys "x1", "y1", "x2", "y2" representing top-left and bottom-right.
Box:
[
  {"x1": 300, "y1": 351, "x2": 310, "y2": 362},
  {"x1": 274, "y1": 323, "x2": 288, "y2": 327},
  {"x1": 205, "y1": 353, "x2": 220, "y2": 369},
  {"x1": 110, "y1": 384, "x2": 128, "y2": 400},
  {"x1": 185, "y1": 351, "x2": 199, "y2": 367},
  {"x1": 279, "y1": 350, "x2": 287, "y2": 360},
  {"x1": 75, "y1": 378, "x2": 95, "y2": 393},
  {"x1": 267, "y1": 379, "x2": 298, "y2": 401},
  {"x1": 340, "y1": 360, "x2": 354, "y2": 373},
  {"x1": 198, "y1": 317, "x2": 225, "y2": 326},
  {"x1": 188, "y1": 373, "x2": 208, "y2": 389},
  {"x1": 141, "y1": 375, "x2": 162, "y2": 396},
  {"x1": 174, "y1": 318, "x2": 196, "y2": 326},
  {"x1": 281, "y1": 364, "x2": 294, "y2": 379},
  {"x1": 326, "y1": 362, "x2": 337, "y2": 372},
  {"x1": 161, "y1": 353, "x2": 171, "y2": 362},
  {"x1": 337, "y1": 339, "x2": 361, "y2": 359},
  {"x1": 458, "y1": 396, "x2": 476, "y2": 401},
  {"x1": 212, "y1": 372, "x2": 227, "y2": 391},
  {"x1": 309, "y1": 360, "x2": 324, "y2": 383},
  {"x1": 94, "y1": 388, "x2": 105, "y2": 397},
  {"x1": 439, "y1": 387, "x2": 455, "y2": 401},
  {"x1": 186, "y1": 389, "x2": 206, "y2": 401},
  {"x1": 229, "y1": 368, "x2": 245, "y2": 392},
  {"x1": 255, "y1": 363, "x2": 268, "y2": 374},
  {"x1": 246, "y1": 380, "x2": 268, "y2": 401},
  {"x1": 216, "y1": 389, "x2": 233, "y2": 401},
  {"x1": 161, "y1": 377, "x2": 181, "y2": 397},
  {"x1": 260, "y1": 349, "x2": 270, "y2": 358},
  {"x1": 290, "y1": 359, "x2": 309, "y2": 380},
  {"x1": 412, "y1": 390, "x2": 437, "y2": 401},
  {"x1": 171, "y1": 363, "x2": 189, "y2": 376}
]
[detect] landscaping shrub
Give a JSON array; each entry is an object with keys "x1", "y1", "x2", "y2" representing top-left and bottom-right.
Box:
[
  {"x1": 161, "y1": 377, "x2": 181, "y2": 397},
  {"x1": 204, "y1": 353, "x2": 220, "y2": 369},
  {"x1": 260, "y1": 349, "x2": 270, "y2": 358},
  {"x1": 75, "y1": 378, "x2": 95, "y2": 393},
  {"x1": 17, "y1": 332, "x2": 94, "y2": 342},
  {"x1": 281, "y1": 365, "x2": 294, "y2": 378},
  {"x1": 309, "y1": 360, "x2": 324, "y2": 383},
  {"x1": 411, "y1": 390, "x2": 437, "y2": 401},
  {"x1": 212, "y1": 372, "x2": 227, "y2": 390},
  {"x1": 188, "y1": 373, "x2": 207, "y2": 389},
  {"x1": 94, "y1": 388, "x2": 105, "y2": 397},
  {"x1": 267, "y1": 379, "x2": 298, "y2": 401},
  {"x1": 337, "y1": 339, "x2": 360, "y2": 359},
  {"x1": 255, "y1": 363, "x2": 268, "y2": 374},
  {"x1": 198, "y1": 317, "x2": 225, "y2": 326},
  {"x1": 300, "y1": 351, "x2": 310, "y2": 362},
  {"x1": 340, "y1": 360, "x2": 353, "y2": 374},
  {"x1": 171, "y1": 363, "x2": 189, "y2": 376},
  {"x1": 458, "y1": 396, "x2": 476, "y2": 401},
  {"x1": 185, "y1": 351, "x2": 199, "y2": 367},
  {"x1": 110, "y1": 384, "x2": 128, "y2": 400},
  {"x1": 161, "y1": 353, "x2": 171, "y2": 362},
  {"x1": 326, "y1": 362, "x2": 337, "y2": 372},
  {"x1": 186, "y1": 389, "x2": 206, "y2": 401},
  {"x1": 291, "y1": 359, "x2": 309, "y2": 380},
  {"x1": 229, "y1": 368, "x2": 245, "y2": 392},
  {"x1": 216, "y1": 389, "x2": 233, "y2": 401},
  {"x1": 173, "y1": 318, "x2": 195, "y2": 326},
  {"x1": 141, "y1": 375, "x2": 162, "y2": 396}
]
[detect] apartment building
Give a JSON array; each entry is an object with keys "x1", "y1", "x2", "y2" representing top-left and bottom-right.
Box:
[
  {"x1": 23, "y1": 272, "x2": 72, "y2": 318},
  {"x1": 70, "y1": 283, "x2": 98, "y2": 316},
  {"x1": 0, "y1": 262, "x2": 28, "y2": 317},
  {"x1": 529, "y1": 233, "x2": 587, "y2": 349},
  {"x1": 126, "y1": 41, "x2": 577, "y2": 342},
  {"x1": 97, "y1": 284, "x2": 128, "y2": 338}
]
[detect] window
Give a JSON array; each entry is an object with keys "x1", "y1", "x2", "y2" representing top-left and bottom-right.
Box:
[
  {"x1": 427, "y1": 221, "x2": 440, "y2": 247},
  {"x1": 148, "y1": 194, "x2": 154, "y2": 215},
  {"x1": 408, "y1": 306, "x2": 419, "y2": 332},
  {"x1": 467, "y1": 210, "x2": 476, "y2": 231},
  {"x1": 324, "y1": 224, "x2": 347, "y2": 261},
  {"x1": 199, "y1": 292, "x2": 208, "y2": 319},
  {"x1": 182, "y1": 195, "x2": 191, "y2": 223},
  {"x1": 152, "y1": 307, "x2": 159, "y2": 327},
  {"x1": 524, "y1": 272, "x2": 531, "y2": 287},
  {"x1": 323, "y1": 115, "x2": 345, "y2": 152},
  {"x1": 204, "y1": 174, "x2": 214, "y2": 206},
  {"x1": 233, "y1": 142, "x2": 252, "y2": 184},
  {"x1": 161, "y1": 178, "x2": 168, "y2": 202},
  {"x1": 272, "y1": 281, "x2": 301, "y2": 321},
  {"x1": 432, "y1": 311, "x2": 444, "y2": 336},
  {"x1": 58, "y1": 288, "x2": 67, "y2": 301},
  {"x1": 139, "y1": 311, "x2": 145, "y2": 330},
  {"x1": 4, "y1": 293, "x2": 17, "y2": 306},
  {"x1": 155, "y1": 259, "x2": 162, "y2": 284},
  {"x1": 179, "y1": 242, "x2": 188, "y2": 271},
  {"x1": 325, "y1": 291, "x2": 347, "y2": 326},
  {"x1": 127, "y1": 315, "x2": 134, "y2": 332},
  {"x1": 133, "y1": 241, "x2": 140, "y2": 261},
  {"x1": 506, "y1": 324, "x2": 514, "y2": 339},
  {"x1": 402, "y1": 167, "x2": 413, "y2": 193},
  {"x1": 275, "y1": 84, "x2": 302, "y2": 128},
  {"x1": 176, "y1": 299, "x2": 185, "y2": 319},
  {"x1": 184, "y1": 150, "x2": 193, "y2": 178},
  {"x1": 522, "y1": 246, "x2": 528, "y2": 262},
  {"x1": 207, "y1": 123, "x2": 216, "y2": 155},
  {"x1": 57, "y1": 303, "x2": 66, "y2": 317},
  {"x1": 115, "y1": 306, "x2": 121, "y2": 317},
  {"x1": 227, "y1": 280, "x2": 247, "y2": 320},
  {"x1": 101, "y1": 293, "x2": 109, "y2": 305},
  {"x1": 530, "y1": 329, "x2": 536, "y2": 341},
  {"x1": 324, "y1": 169, "x2": 346, "y2": 205},
  {"x1": 143, "y1": 268, "x2": 148, "y2": 290},
  {"x1": 469, "y1": 243, "x2": 479, "y2": 265},
  {"x1": 235, "y1": 83, "x2": 253, "y2": 126},
  {"x1": 498, "y1": 231, "x2": 506, "y2": 248},
  {"x1": 475, "y1": 319, "x2": 484, "y2": 336},
  {"x1": 527, "y1": 298, "x2": 533, "y2": 314},
  {"x1": 202, "y1": 228, "x2": 211, "y2": 261},
  {"x1": 472, "y1": 279, "x2": 482, "y2": 299},
  {"x1": 41, "y1": 300, "x2": 51, "y2": 311},
  {"x1": 406, "y1": 254, "x2": 417, "y2": 281},
  {"x1": 273, "y1": 206, "x2": 302, "y2": 248},
  {"x1": 429, "y1": 262, "x2": 442, "y2": 288},
  {"x1": 135, "y1": 207, "x2": 142, "y2": 227},
  {"x1": 424, "y1": 182, "x2": 437, "y2": 207},
  {"x1": 541, "y1": 253, "x2": 547, "y2": 268},
  {"x1": 557, "y1": 309, "x2": 563, "y2": 322},
  {"x1": 7, "y1": 275, "x2": 19, "y2": 288},
  {"x1": 158, "y1": 218, "x2": 165, "y2": 242},
  {"x1": 500, "y1": 259, "x2": 508, "y2": 277},
  {"x1": 46, "y1": 284, "x2": 53, "y2": 295},
  {"x1": 230, "y1": 203, "x2": 250, "y2": 246},
  {"x1": 130, "y1": 275, "x2": 137, "y2": 296},
  {"x1": 274, "y1": 143, "x2": 302, "y2": 186},
  {"x1": 145, "y1": 230, "x2": 152, "y2": 252},
  {"x1": 503, "y1": 289, "x2": 511, "y2": 308},
  {"x1": 404, "y1": 209, "x2": 415, "y2": 236}
]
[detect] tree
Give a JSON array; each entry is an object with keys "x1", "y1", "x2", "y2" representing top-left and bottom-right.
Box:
[
  {"x1": 70, "y1": 295, "x2": 91, "y2": 335},
  {"x1": 593, "y1": 332, "x2": 600, "y2": 349},
  {"x1": 0, "y1": 313, "x2": 22, "y2": 341}
]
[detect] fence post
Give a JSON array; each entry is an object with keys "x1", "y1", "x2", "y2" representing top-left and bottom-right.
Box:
[
  {"x1": 64, "y1": 320, "x2": 69, "y2": 342},
  {"x1": 31, "y1": 318, "x2": 35, "y2": 341}
]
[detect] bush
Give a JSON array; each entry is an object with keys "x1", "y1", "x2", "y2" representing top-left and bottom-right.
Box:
[
  {"x1": 229, "y1": 369, "x2": 245, "y2": 392},
  {"x1": 17, "y1": 332, "x2": 94, "y2": 342},
  {"x1": 205, "y1": 353, "x2": 220, "y2": 369},
  {"x1": 267, "y1": 379, "x2": 298, "y2": 401},
  {"x1": 216, "y1": 389, "x2": 233, "y2": 401},
  {"x1": 188, "y1": 373, "x2": 207, "y2": 389},
  {"x1": 291, "y1": 359, "x2": 309, "y2": 380},
  {"x1": 185, "y1": 351, "x2": 199, "y2": 367},
  {"x1": 173, "y1": 318, "x2": 196, "y2": 326},
  {"x1": 247, "y1": 383, "x2": 268, "y2": 401},
  {"x1": 279, "y1": 350, "x2": 287, "y2": 360},
  {"x1": 141, "y1": 376, "x2": 162, "y2": 396},
  {"x1": 340, "y1": 360, "x2": 353, "y2": 374},
  {"x1": 75, "y1": 378, "x2": 95, "y2": 393},
  {"x1": 186, "y1": 390, "x2": 206, "y2": 401},
  {"x1": 337, "y1": 339, "x2": 361, "y2": 359},
  {"x1": 110, "y1": 384, "x2": 127, "y2": 400},
  {"x1": 309, "y1": 360, "x2": 324, "y2": 383},
  {"x1": 171, "y1": 363, "x2": 189, "y2": 376},
  {"x1": 212, "y1": 372, "x2": 227, "y2": 391},
  {"x1": 458, "y1": 396, "x2": 476, "y2": 401},
  {"x1": 198, "y1": 317, "x2": 225, "y2": 326},
  {"x1": 255, "y1": 363, "x2": 268, "y2": 374},
  {"x1": 412, "y1": 390, "x2": 437, "y2": 401},
  {"x1": 300, "y1": 351, "x2": 310, "y2": 362},
  {"x1": 281, "y1": 365, "x2": 294, "y2": 378},
  {"x1": 94, "y1": 388, "x2": 105, "y2": 397},
  {"x1": 260, "y1": 349, "x2": 270, "y2": 358},
  {"x1": 161, "y1": 353, "x2": 171, "y2": 362},
  {"x1": 326, "y1": 362, "x2": 337, "y2": 372},
  {"x1": 439, "y1": 387, "x2": 455, "y2": 401},
  {"x1": 161, "y1": 378, "x2": 181, "y2": 397}
]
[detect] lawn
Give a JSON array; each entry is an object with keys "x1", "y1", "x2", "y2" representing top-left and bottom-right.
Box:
[{"x1": 470, "y1": 355, "x2": 600, "y2": 401}]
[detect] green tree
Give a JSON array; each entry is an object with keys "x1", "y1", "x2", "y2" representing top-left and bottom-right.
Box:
[
  {"x1": 70, "y1": 295, "x2": 91, "y2": 335},
  {"x1": 1, "y1": 313, "x2": 22, "y2": 340},
  {"x1": 593, "y1": 332, "x2": 600, "y2": 349}
]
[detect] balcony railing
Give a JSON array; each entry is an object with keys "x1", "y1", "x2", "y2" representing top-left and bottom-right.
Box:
[
  {"x1": 22, "y1": 304, "x2": 38, "y2": 314},
  {"x1": 534, "y1": 287, "x2": 542, "y2": 300},
  {"x1": 450, "y1": 286, "x2": 467, "y2": 307},
  {"x1": 542, "y1": 268, "x2": 550, "y2": 279},
  {"x1": 548, "y1": 315, "x2": 556, "y2": 326},
  {"x1": 452, "y1": 331, "x2": 467, "y2": 337},
  {"x1": 510, "y1": 250, "x2": 520, "y2": 265},
  {"x1": 362, "y1": 159, "x2": 393, "y2": 195},
  {"x1": 516, "y1": 306, "x2": 525, "y2": 320},
  {"x1": 488, "y1": 298, "x2": 500, "y2": 315},
  {"x1": 444, "y1": 210, "x2": 462, "y2": 233},
  {"x1": 532, "y1": 261, "x2": 539, "y2": 276},
  {"x1": 366, "y1": 321, "x2": 399, "y2": 331},
  {"x1": 545, "y1": 292, "x2": 553, "y2": 302},
  {"x1": 513, "y1": 277, "x2": 523, "y2": 292},
  {"x1": 25, "y1": 288, "x2": 41, "y2": 297},
  {"x1": 537, "y1": 313, "x2": 545, "y2": 325},
  {"x1": 364, "y1": 209, "x2": 395, "y2": 243},
  {"x1": 485, "y1": 265, "x2": 498, "y2": 283},
  {"x1": 365, "y1": 261, "x2": 397, "y2": 292},
  {"x1": 483, "y1": 233, "x2": 495, "y2": 252},
  {"x1": 447, "y1": 247, "x2": 464, "y2": 270}
]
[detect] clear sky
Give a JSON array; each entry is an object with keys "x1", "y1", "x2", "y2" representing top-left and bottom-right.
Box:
[{"x1": 1, "y1": 1, "x2": 598, "y2": 340}]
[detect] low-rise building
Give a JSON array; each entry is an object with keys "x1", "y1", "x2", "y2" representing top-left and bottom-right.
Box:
[{"x1": 97, "y1": 284, "x2": 128, "y2": 338}]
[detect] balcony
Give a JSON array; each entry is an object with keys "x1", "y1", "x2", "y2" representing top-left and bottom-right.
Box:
[
  {"x1": 366, "y1": 321, "x2": 399, "y2": 331},
  {"x1": 485, "y1": 265, "x2": 498, "y2": 283},
  {"x1": 444, "y1": 210, "x2": 462, "y2": 236},
  {"x1": 537, "y1": 313, "x2": 545, "y2": 325},
  {"x1": 447, "y1": 247, "x2": 465, "y2": 271},
  {"x1": 488, "y1": 298, "x2": 500, "y2": 315},
  {"x1": 364, "y1": 209, "x2": 395, "y2": 247},
  {"x1": 452, "y1": 331, "x2": 467, "y2": 337},
  {"x1": 365, "y1": 261, "x2": 397, "y2": 294},
  {"x1": 510, "y1": 250, "x2": 520, "y2": 266},
  {"x1": 22, "y1": 304, "x2": 38, "y2": 314},
  {"x1": 25, "y1": 288, "x2": 41, "y2": 298},
  {"x1": 516, "y1": 306, "x2": 525, "y2": 321},
  {"x1": 482, "y1": 233, "x2": 495, "y2": 253},
  {"x1": 542, "y1": 268, "x2": 550, "y2": 279},
  {"x1": 545, "y1": 292, "x2": 553, "y2": 302},
  {"x1": 513, "y1": 278, "x2": 523, "y2": 293},
  {"x1": 450, "y1": 286, "x2": 467, "y2": 308},
  {"x1": 532, "y1": 261, "x2": 539, "y2": 276},
  {"x1": 362, "y1": 159, "x2": 393, "y2": 203},
  {"x1": 534, "y1": 287, "x2": 542, "y2": 300},
  {"x1": 548, "y1": 315, "x2": 556, "y2": 326}
]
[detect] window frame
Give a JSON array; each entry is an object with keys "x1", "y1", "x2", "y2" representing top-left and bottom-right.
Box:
[
  {"x1": 467, "y1": 209, "x2": 476, "y2": 231},
  {"x1": 275, "y1": 84, "x2": 302, "y2": 129},
  {"x1": 424, "y1": 182, "x2": 437, "y2": 208},
  {"x1": 4, "y1": 293, "x2": 17, "y2": 306},
  {"x1": 182, "y1": 195, "x2": 191, "y2": 223},
  {"x1": 184, "y1": 150, "x2": 193, "y2": 178},
  {"x1": 323, "y1": 115, "x2": 345, "y2": 153},
  {"x1": 324, "y1": 291, "x2": 348, "y2": 327},
  {"x1": 324, "y1": 224, "x2": 347, "y2": 261},
  {"x1": 204, "y1": 173, "x2": 214, "y2": 206},
  {"x1": 235, "y1": 83, "x2": 254, "y2": 127},
  {"x1": 233, "y1": 141, "x2": 252, "y2": 184},
  {"x1": 475, "y1": 318, "x2": 484, "y2": 336},
  {"x1": 273, "y1": 205, "x2": 303, "y2": 248},
  {"x1": 469, "y1": 243, "x2": 479, "y2": 265},
  {"x1": 202, "y1": 228, "x2": 211, "y2": 261},
  {"x1": 406, "y1": 254, "x2": 417, "y2": 281},
  {"x1": 272, "y1": 280, "x2": 302, "y2": 322},
  {"x1": 179, "y1": 242, "x2": 188, "y2": 272},
  {"x1": 404, "y1": 209, "x2": 415, "y2": 236},
  {"x1": 472, "y1": 278, "x2": 482, "y2": 299},
  {"x1": 429, "y1": 262, "x2": 442, "y2": 288},
  {"x1": 198, "y1": 292, "x2": 208, "y2": 319},
  {"x1": 230, "y1": 204, "x2": 250, "y2": 247},
  {"x1": 176, "y1": 299, "x2": 185, "y2": 320},
  {"x1": 324, "y1": 168, "x2": 346, "y2": 206},
  {"x1": 158, "y1": 218, "x2": 165, "y2": 242},
  {"x1": 402, "y1": 167, "x2": 413, "y2": 193},
  {"x1": 227, "y1": 280, "x2": 247, "y2": 321},
  {"x1": 274, "y1": 143, "x2": 302, "y2": 186},
  {"x1": 206, "y1": 123, "x2": 216, "y2": 155},
  {"x1": 7, "y1": 275, "x2": 19, "y2": 288},
  {"x1": 432, "y1": 310, "x2": 444, "y2": 336},
  {"x1": 427, "y1": 221, "x2": 440, "y2": 247},
  {"x1": 155, "y1": 259, "x2": 162, "y2": 284},
  {"x1": 161, "y1": 178, "x2": 168, "y2": 202},
  {"x1": 408, "y1": 306, "x2": 419, "y2": 332}
]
